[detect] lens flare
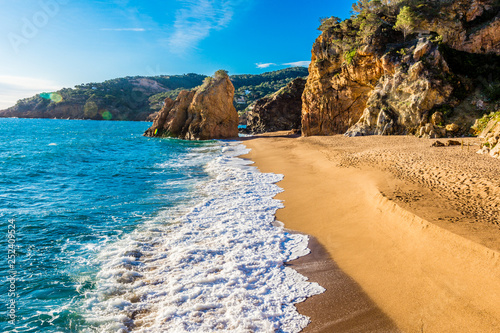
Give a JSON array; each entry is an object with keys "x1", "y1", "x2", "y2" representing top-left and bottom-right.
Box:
[
  {"x1": 101, "y1": 110, "x2": 113, "y2": 120},
  {"x1": 40, "y1": 92, "x2": 63, "y2": 103},
  {"x1": 50, "y1": 93, "x2": 63, "y2": 103}
]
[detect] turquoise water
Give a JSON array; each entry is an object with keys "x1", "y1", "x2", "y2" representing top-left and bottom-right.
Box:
[
  {"x1": 0, "y1": 119, "x2": 215, "y2": 331},
  {"x1": 0, "y1": 118, "x2": 323, "y2": 333}
]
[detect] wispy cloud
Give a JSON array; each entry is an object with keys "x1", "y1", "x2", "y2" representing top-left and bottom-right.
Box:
[
  {"x1": 168, "y1": 0, "x2": 240, "y2": 54},
  {"x1": 0, "y1": 76, "x2": 63, "y2": 110},
  {"x1": 255, "y1": 61, "x2": 311, "y2": 69},
  {"x1": 256, "y1": 63, "x2": 276, "y2": 69},
  {"x1": 100, "y1": 28, "x2": 147, "y2": 31},
  {"x1": 282, "y1": 61, "x2": 311, "y2": 67}
]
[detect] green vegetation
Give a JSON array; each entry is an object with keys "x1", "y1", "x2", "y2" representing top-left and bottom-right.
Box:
[
  {"x1": 318, "y1": 16, "x2": 341, "y2": 32},
  {"x1": 2, "y1": 67, "x2": 308, "y2": 120},
  {"x1": 473, "y1": 111, "x2": 500, "y2": 134},
  {"x1": 8, "y1": 74, "x2": 206, "y2": 121},
  {"x1": 230, "y1": 67, "x2": 309, "y2": 113},
  {"x1": 214, "y1": 69, "x2": 229, "y2": 79},
  {"x1": 316, "y1": 0, "x2": 399, "y2": 63},
  {"x1": 315, "y1": 0, "x2": 438, "y2": 62},
  {"x1": 344, "y1": 48, "x2": 357, "y2": 65},
  {"x1": 394, "y1": 6, "x2": 417, "y2": 41}
]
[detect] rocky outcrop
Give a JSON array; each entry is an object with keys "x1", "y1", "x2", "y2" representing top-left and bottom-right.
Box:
[
  {"x1": 346, "y1": 39, "x2": 454, "y2": 137},
  {"x1": 246, "y1": 78, "x2": 305, "y2": 134},
  {"x1": 421, "y1": 0, "x2": 500, "y2": 55},
  {"x1": 144, "y1": 71, "x2": 238, "y2": 140},
  {"x1": 302, "y1": 0, "x2": 500, "y2": 138},
  {"x1": 302, "y1": 28, "x2": 388, "y2": 136}
]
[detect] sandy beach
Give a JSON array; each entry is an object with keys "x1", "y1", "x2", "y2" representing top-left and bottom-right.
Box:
[{"x1": 241, "y1": 133, "x2": 500, "y2": 332}]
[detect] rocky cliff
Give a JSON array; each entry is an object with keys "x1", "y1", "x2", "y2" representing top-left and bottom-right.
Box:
[
  {"x1": 303, "y1": 0, "x2": 500, "y2": 137},
  {"x1": 144, "y1": 71, "x2": 239, "y2": 140},
  {"x1": 246, "y1": 78, "x2": 306, "y2": 134}
]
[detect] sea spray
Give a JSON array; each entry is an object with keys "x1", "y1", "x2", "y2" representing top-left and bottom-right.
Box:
[{"x1": 82, "y1": 142, "x2": 325, "y2": 332}]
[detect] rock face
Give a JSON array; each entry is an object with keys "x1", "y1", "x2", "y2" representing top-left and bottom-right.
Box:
[
  {"x1": 144, "y1": 71, "x2": 238, "y2": 140},
  {"x1": 474, "y1": 112, "x2": 500, "y2": 158},
  {"x1": 421, "y1": 0, "x2": 500, "y2": 56},
  {"x1": 345, "y1": 39, "x2": 454, "y2": 137},
  {"x1": 302, "y1": 0, "x2": 500, "y2": 137},
  {"x1": 302, "y1": 35, "x2": 385, "y2": 135},
  {"x1": 246, "y1": 78, "x2": 306, "y2": 134}
]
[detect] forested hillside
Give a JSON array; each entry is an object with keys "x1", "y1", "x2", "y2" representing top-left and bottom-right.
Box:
[{"x1": 0, "y1": 67, "x2": 308, "y2": 121}]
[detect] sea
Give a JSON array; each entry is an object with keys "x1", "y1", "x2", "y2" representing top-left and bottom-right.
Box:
[{"x1": 0, "y1": 118, "x2": 324, "y2": 332}]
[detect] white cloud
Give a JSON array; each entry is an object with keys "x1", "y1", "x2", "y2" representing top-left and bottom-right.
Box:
[
  {"x1": 256, "y1": 63, "x2": 276, "y2": 69},
  {"x1": 100, "y1": 28, "x2": 147, "y2": 31},
  {"x1": 168, "y1": 0, "x2": 239, "y2": 54},
  {"x1": 282, "y1": 61, "x2": 311, "y2": 67},
  {"x1": 0, "y1": 76, "x2": 63, "y2": 110}
]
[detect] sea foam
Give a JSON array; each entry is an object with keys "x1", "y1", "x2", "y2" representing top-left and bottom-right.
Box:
[{"x1": 82, "y1": 142, "x2": 325, "y2": 332}]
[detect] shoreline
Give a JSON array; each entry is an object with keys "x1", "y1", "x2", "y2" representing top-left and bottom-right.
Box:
[
  {"x1": 240, "y1": 132, "x2": 500, "y2": 332},
  {"x1": 286, "y1": 234, "x2": 398, "y2": 332}
]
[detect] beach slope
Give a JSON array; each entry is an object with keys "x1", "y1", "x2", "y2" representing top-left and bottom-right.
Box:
[{"x1": 242, "y1": 133, "x2": 500, "y2": 332}]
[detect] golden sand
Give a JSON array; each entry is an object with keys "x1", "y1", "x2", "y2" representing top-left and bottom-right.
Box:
[{"x1": 241, "y1": 133, "x2": 500, "y2": 333}]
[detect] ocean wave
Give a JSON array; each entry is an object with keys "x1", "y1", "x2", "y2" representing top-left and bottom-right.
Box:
[{"x1": 82, "y1": 142, "x2": 324, "y2": 333}]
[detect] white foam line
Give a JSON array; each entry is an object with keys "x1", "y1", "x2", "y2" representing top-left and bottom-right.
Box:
[{"x1": 81, "y1": 141, "x2": 325, "y2": 333}]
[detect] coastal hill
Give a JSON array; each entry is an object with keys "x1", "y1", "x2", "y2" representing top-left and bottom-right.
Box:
[
  {"x1": 302, "y1": 0, "x2": 500, "y2": 138},
  {"x1": 0, "y1": 67, "x2": 308, "y2": 121}
]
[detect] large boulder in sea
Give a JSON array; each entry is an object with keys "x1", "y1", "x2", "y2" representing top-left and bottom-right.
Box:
[
  {"x1": 144, "y1": 70, "x2": 239, "y2": 140},
  {"x1": 246, "y1": 78, "x2": 306, "y2": 134}
]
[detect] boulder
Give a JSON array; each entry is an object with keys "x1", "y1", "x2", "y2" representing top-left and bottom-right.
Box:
[
  {"x1": 144, "y1": 71, "x2": 238, "y2": 140},
  {"x1": 431, "y1": 141, "x2": 445, "y2": 147},
  {"x1": 446, "y1": 123, "x2": 460, "y2": 132},
  {"x1": 446, "y1": 140, "x2": 461, "y2": 146},
  {"x1": 431, "y1": 112, "x2": 445, "y2": 126}
]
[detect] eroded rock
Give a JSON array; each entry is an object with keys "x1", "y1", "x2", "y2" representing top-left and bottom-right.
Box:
[
  {"x1": 346, "y1": 39, "x2": 453, "y2": 137},
  {"x1": 144, "y1": 71, "x2": 238, "y2": 140}
]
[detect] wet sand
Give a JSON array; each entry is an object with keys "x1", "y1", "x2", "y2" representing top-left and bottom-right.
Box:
[
  {"x1": 241, "y1": 133, "x2": 500, "y2": 332},
  {"x1": 287, "y1": 236, "x2": 399, "y2": 332}
]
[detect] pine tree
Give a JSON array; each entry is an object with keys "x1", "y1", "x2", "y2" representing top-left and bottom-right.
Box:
[{"x1": 394, "y1": 6, "x2": 416, "y2": 41}]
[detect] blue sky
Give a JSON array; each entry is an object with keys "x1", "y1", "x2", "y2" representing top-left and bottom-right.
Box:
[{"x1": 0, "y1": 0, "x2": 353, "y2": 109}]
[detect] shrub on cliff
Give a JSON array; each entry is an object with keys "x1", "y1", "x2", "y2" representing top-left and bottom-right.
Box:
[
  {"x1": 318, "y1": 16, "x2": 341, "y2": 31},
  {"x1": 214, "y1": 69, "x2": 229, "y2": 79}
]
